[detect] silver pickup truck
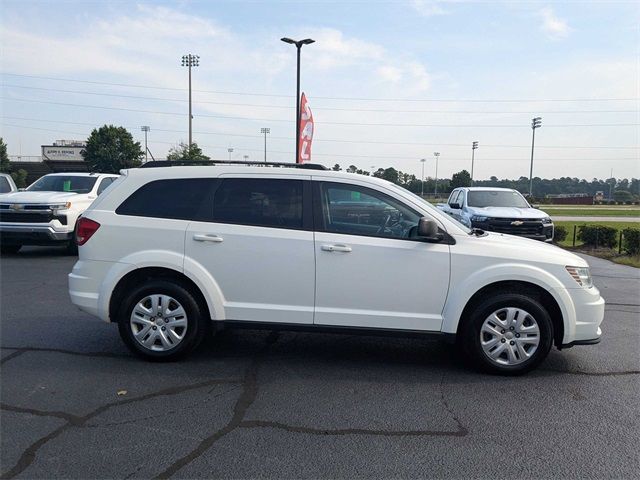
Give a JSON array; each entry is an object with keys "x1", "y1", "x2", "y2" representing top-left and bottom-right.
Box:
[{"x1": 437, "y1": 187, "x2": 554, "y2": 242}]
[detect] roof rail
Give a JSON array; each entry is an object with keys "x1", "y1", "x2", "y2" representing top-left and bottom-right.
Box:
[{"x1": 139, "y1": 160, "x2": 328, "y2": 170}]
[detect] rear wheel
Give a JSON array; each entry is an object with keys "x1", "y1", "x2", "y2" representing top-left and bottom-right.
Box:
[
  {"x1": 0, "y1": 244, "x2": 21, "y2": 254},
  {"x1": 117, "y1": 280, "x2": 208, "y2": 361},
  {"x1": 461, "y1": 293, "x2": 553, "y2": 375}
]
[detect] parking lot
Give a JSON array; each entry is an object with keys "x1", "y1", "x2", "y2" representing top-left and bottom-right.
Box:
[{"x1": 1, "y1": 248, "x2": 638, "y2": 479}]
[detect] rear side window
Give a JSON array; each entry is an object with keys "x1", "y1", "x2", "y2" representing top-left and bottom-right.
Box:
[
  {"x1": 116, "y1": 179, "x2": 215, "y2": 221},
  {"x1": 212, "y1": 178, "x2": 303, "y2": 229},
  {"x1": 97, "y1": 177, "x2": 115, "y2": 195}
]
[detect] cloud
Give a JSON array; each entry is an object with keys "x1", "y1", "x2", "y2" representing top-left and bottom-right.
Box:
[
  {"x1": 539, "y1": 7, "x2": 572, "y2": 39},
  {"x1": 410, "y1": 0, "x2": 449, "y2": 17},
  {"x1": 305, "y1": 28, "x2": 385, "y2": 70}
]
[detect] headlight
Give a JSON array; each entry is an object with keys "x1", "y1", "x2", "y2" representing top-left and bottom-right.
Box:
[
  {"x1": 541, "y1": 217, "x2": 553, "y2": 224},
  {"x1": 471, "y1": 215, "x2": 489, "y2": 222},
  {"x1": 50, "y1": 202, "x2": 71, "y2": 211},
  {"x1": 566, "y1": 266, "x2": 593, "y2": 288}
]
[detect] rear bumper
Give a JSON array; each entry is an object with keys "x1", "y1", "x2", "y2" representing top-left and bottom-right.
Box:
[
  {"x1": 0, "y1": 224, "x2": 73, "y2": 244},
  {"x1": 68, "y1": 259, "x2": 117, "y2": 321}
]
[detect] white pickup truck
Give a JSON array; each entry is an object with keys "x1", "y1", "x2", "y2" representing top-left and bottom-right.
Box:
[
  {"x1": 438, "y1": 187, "x2": 554, "y2": 242},
  {"x1": 0, "y1": 172, "x2": 118, "y2": 254}
]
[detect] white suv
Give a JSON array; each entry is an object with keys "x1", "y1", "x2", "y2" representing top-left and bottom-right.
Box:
[
  {"x1": 68, "y1": 162, "x2": 604, "y2": 374},
  {"x1": 0, "y1": 172, "x2": 118, "y2": 254}
]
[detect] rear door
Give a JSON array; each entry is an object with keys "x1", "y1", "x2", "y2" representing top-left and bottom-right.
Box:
[{"x1": 184, "y1": 175, "x2": 315, "y2": 324}]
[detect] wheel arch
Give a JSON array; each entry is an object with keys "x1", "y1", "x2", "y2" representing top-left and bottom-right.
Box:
[
  {"x1": 108, "y1": 267, "x2": 214, "y2": 324},
  {"x1": 455, "y1": 280, "x2": 565, "y2": 348}
]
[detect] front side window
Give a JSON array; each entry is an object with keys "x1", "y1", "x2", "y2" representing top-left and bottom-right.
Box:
[
  {"x1": 27, "y1": 175, "x2": 97, "y2": 193},
  {"x1": 212, "y1": 178, "x2": 303, "y2": 229},
  {"x1": 116, "y1": 178, "x2": 215, "y2": 220},
  {"x1": 0, "y1": 177, "x2": 11, "y2": 193},
  {"x1": 319, "y1": 182, "x2": 421, "y2": 239}
]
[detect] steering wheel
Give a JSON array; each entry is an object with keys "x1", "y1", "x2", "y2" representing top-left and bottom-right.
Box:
[{"x1": 376, "y1": 213, "x2": 392, "y2": 234}]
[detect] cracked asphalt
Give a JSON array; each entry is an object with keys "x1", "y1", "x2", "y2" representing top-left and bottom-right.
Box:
[{"x1": 1, "y1": 247, "x2": 638, "y2": 479}]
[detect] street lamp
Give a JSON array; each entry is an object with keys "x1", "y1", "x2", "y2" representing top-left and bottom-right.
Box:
[
  {"x1": 227, "y1": 148, "x2": 234, "y2": 161},
  {"x1": 181, "y1": 54, "x2": 200, "y2": 146},
  {"x1": 141, "y1": 126, "x2": 150, "y2": 162},
  {"x1": 471, "y1": 141, "x2": 478, "y2": 186},
  {"x1": 281, "y1": 37, "x2": 315, "y2": 164},
  {"x1": 260, "y1": 127, "x2": 270, "y2": 162},
  {"x1": 529, "y1": 117, "x2": 542, "y2": 197},
  {"x1": 420, "y1": 158, "x2": 426, "y2": 197},
  {"x1": 433, "y1": 152, "x2": 440, "y2": 197}
]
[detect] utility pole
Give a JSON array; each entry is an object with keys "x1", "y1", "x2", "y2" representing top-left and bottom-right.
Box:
[
  {"x1": 141, "y1": 126, "x2": 150, "y2": 162},
  {"x1": 227, "y1": 148, "x2": 234, "y2": 161},
  {"x1": 471, "y1": 141, "x2": 478, "y2": 185},
  {"x1": 433, "y1": 152, "x2": 440, "y2": 197},
  {"x1": 260, "y1": 127, "x2": 270, "y2": 162},
  {"x1": 420, "y1": 158, "x2": 426, "y2": 197},
  {"x1": 529, "y1": 117, "x2": 542, "y2": 197},
  {"x1": 281, "y1": 37, "x2": 315, "y2": 163},
  {"x1": 609, "y1": 168, "x2": 614, "y2": 201},
  {"x1": 181, "y1": 54, "x2": 199, "y2": 146}
]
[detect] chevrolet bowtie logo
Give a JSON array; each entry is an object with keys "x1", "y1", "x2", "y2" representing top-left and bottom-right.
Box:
[
  {"x1": 511, "y1": 220, "x2": 524, "y2": 226},
  {"x1": 10, "y1": 204, "x2": 23, "y2": 211}
]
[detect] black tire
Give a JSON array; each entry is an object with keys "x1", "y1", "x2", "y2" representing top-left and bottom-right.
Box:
[
  {"x1": 117, "y1": 279, "x2": 208, "y2": 361},
  {"x1": 66, "y1": 224, "x2": 78, "y2": 255},
  {"x1": 461, "y1": 293, "x2": 553, "y2": 375},
  {"x1": 0, "y1": 244, "x2": 21, "y2": 255}
]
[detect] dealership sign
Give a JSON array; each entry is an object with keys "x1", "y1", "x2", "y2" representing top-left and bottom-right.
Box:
[
  {"x1": 41, "y1": 146, "x2": 85, "y2": 162},
  {"x1": 298, "y1": 92, "x2": 314, "y2": 164}
]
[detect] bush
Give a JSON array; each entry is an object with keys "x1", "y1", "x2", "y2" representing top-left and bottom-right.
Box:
[
  {"x1": 622, "y1": 228, "x2": 640, "y2": 256},
  {"x1": 577, "y1": 225, "x2": 617, "y2": 249},
  {"x1": 10, "y1": 169, "x2": 28, "y2": 188},
  {"x1": 553, "y1": 225, "x2": 568, "y2": 243},
  {"x1": 608, "y1": 200, "x2": 617, "y2": 205}
]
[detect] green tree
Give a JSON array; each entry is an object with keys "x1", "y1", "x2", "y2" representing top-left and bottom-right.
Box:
[
  {"x1": 346, "y1": 165, "x2": 358, "y2": 173},
  {"x1": 166, "y1": 142, "x2": 210, "y2": 162},
  {"x1": 332, "y1": 163, "x2": 342, "y2": 171},
  {"x1": 450, "y1": 170, "x2": 472, "y2": 189},
  {"x1": 10, "y1": 169, "x2": 28, "y2": 188},
  {"x1": 0, "y1": 137, "x2": 10, "y2": 173},
  {"x1": 82, "y1": 125, "x2": 143, "y2": 173},
  {"x1": 613, "y1": 190, "x2": 633, "y2": 203}
]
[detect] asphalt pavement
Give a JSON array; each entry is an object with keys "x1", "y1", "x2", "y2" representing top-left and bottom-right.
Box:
[{"x1": 1, "y1": 247, "x2": 638, "y2": 479}]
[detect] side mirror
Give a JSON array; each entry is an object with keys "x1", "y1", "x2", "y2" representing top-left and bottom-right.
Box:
[
  {"x1": 417, "y1": 217, "x2": 441, "y2": 242},
  {"x1": 450, "y1": 202, "x2": 461, "y2": 209}
]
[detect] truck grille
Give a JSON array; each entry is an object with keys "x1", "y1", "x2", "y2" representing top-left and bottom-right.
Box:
[
  {"x1": 484, "y1": 218, "x2": 543, "y2": 235},
  {"x1": 0, "y1": 212, "x2": 66, "y2": 224}
]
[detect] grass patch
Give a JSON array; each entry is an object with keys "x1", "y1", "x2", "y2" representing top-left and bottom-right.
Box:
[{"x1": 545, "y1": 208, "x2": 640, "y2": 217}]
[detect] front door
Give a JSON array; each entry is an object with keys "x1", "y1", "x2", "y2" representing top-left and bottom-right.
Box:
[{"x1": 313, "y1": 180, "x2": 450, "y2": 331}]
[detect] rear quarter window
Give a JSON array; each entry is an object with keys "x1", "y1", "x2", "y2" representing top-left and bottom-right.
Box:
[{"x1": 116, "y1": 178, "x2": 216, "y2": 221}]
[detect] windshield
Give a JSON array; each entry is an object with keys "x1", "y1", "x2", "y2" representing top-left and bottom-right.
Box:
[
  {"x1": 467, "y1": 190, "x2": 530, "y2": 208},
  {"x1": 27, "y1": 176, "x2": 97, "y2": 194},
  {"x1": 392, "y1": 185, "x2": 472, "y2": 234}
]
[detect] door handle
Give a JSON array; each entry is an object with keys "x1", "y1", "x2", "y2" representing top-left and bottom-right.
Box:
[
  {"x1": 193, "y1": 234, "x2": 224, "y2": 243},
  {"x1": 321, "y1": 244, "x2": 352, "y2": 253}
]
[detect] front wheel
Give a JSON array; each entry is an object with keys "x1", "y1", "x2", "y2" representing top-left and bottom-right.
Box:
[
  {"x1": 117, "y1": 280, "x2": 208, "y2": 361},
  {"x1": 461, "y1": 293, "x2": 553, "y2": 375}
]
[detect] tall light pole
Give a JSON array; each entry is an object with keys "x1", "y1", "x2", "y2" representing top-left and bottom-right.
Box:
[
  {"x1": 281, "y1": 37, "x2": 315, "y2": 163},
  {"x1": 141, "y1": 126, "x2": 150, "y2": 162},
  {"x1": 227, "y1": 148, "x2": 234, "y2": 161},
  {"x1": 420, "y1": 158, "x2": 426, "y2": 197},
  {"x1": 260, "y1": 127, "x2": 270, "y2": 162},
  {"x1": 433, "y1": 152, "x2": 440, "y2": 197},
  {"x1": 181, "y1": 54, "x2": 199, "y2": 146},
  {"x1": 529, "y1": 116, "x2": 542, "y2": 197},
  {"x1": 609, "y1": 168, "x2": 614, "y2": 201},
  {"x1": 471, "y1": 141, "x2": 478, "y2": 185}
]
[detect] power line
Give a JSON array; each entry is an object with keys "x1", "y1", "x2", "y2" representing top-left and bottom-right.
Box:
[
  {"x1": 3, "y1": 72, "x2": 639, "y2": 103},
  {"x1": 2, "y1": 84, "x2": 637, "y2": 114},
  {"x1": 3, "y1": 116, "x2": 638, "y2": 150},
  {"x1": 2, "y1": 123, "x2": 637, "y2": 162},
  {"x1": 3, "y1": 97, "x2": 638, "y2": 128}
]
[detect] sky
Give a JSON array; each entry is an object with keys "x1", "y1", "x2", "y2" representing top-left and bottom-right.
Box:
[{"x1": 1, "y1": 0, "x2": 638, "y2": 181}]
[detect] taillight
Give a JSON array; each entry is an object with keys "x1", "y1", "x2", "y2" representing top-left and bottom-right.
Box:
[{"x1": 76, "y1": 217, "x2": 100, "y2": 246}]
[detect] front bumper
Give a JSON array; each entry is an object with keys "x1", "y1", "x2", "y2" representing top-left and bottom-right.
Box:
[
  {"x1": 562, "y1": 285, "x2": 605, "y2": 346},
  {"x1": 0, "y1": 223, "x2": 73, "y2": 244}
]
